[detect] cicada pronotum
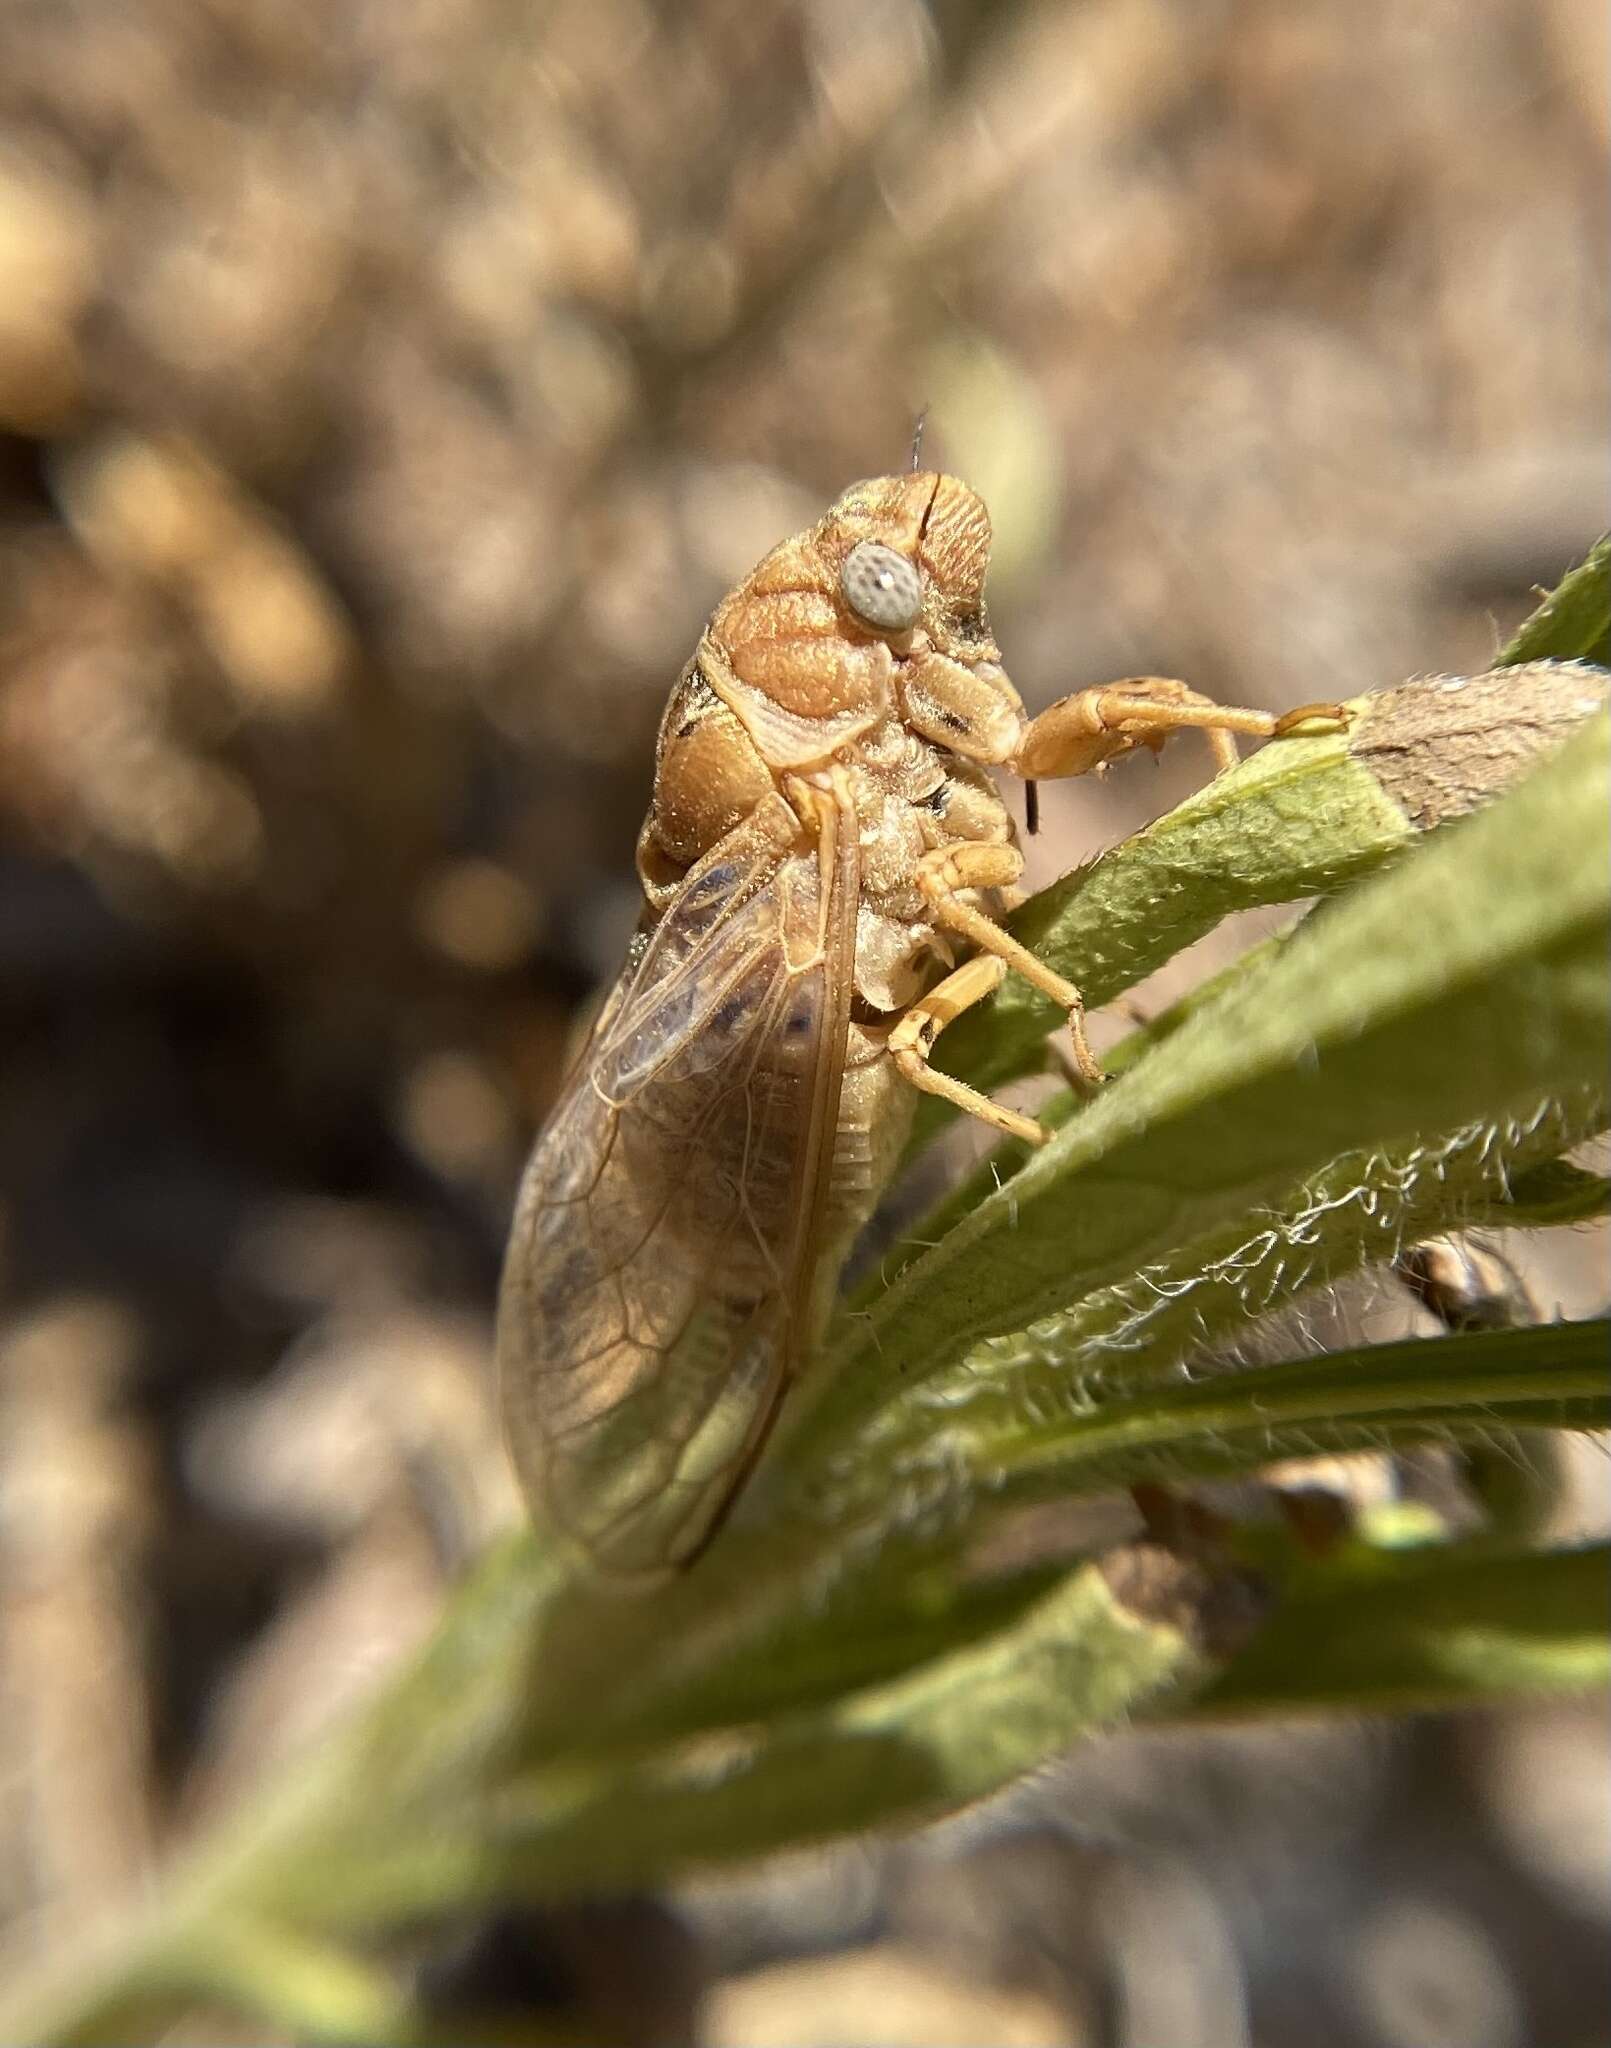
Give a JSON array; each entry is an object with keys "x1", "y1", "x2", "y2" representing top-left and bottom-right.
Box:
[{"x1": 498, "y1": 471, "x2": 1340, "y2": 1576}]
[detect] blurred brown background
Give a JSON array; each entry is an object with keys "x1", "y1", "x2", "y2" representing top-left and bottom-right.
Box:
[{"x1": 0, "y1": 2, "x2": 1606, "y2": 2042}]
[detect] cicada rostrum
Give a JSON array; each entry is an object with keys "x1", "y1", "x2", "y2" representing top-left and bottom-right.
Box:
[{"x1": 498, "y1": 471, "x2": 1336, "y2": 1576}]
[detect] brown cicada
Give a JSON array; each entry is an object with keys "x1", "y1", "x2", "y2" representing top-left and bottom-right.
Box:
[{"x1": 498, "y1": 472, "x2": 1336, "y2": 1576}]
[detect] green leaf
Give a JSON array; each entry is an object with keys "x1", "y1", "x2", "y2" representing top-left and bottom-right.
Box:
[
  {"x1": 784, "y1": 713, "x2": 1610, "y2": 1474},
  {"x1": 186, "y1": 1317, "x2": 1611, "y2": 1918},
  {"x1": 844, "y1": 1102, "x2": 1604, "y2": 1485},
  {"x1": 1190, "y1": 1541, "x2": 1611, "y2": 1718},
  {"x1": 1498, "y1": 534, "x2": 1611, "y2": 666},
  {"x1": 925, "y1": 1321, "x2": 1611, "y2": 1510},
  {"x1": 240, "y1": 1548, "x2": 1229, "y2": 1919},
  {"x1": 920, "y1": 719, "x2": 1410, "y2": 1116},
  {"x1": 1483, "y1": 1155, "x2": 1611, "y2": 1228},
  {"x1": 486, "y1": 1317, "x2": 1606, "y2": 1774},
  {"x1": 142, "y1": 1921, "x2": 412, "y2": 2048}
]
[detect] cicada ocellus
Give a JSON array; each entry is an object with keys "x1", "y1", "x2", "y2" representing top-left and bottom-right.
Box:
[{"x1": 498, "y1": 471, "x2": 1337, "y2": 1576}]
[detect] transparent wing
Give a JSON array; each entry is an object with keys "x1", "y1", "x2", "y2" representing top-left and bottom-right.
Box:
[{"x1": 497, "y1": 790, "x2": 855, "y2": 1577}]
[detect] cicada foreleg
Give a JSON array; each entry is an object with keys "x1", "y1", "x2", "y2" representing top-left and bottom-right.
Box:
[{"x1": 1010, "y1": 675, "x2": 1348, "y2": 782}]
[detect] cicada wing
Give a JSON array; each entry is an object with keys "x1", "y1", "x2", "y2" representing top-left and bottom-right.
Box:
[{"x1": 497, "y1": 792, "x2": 856, "y2": 1577}]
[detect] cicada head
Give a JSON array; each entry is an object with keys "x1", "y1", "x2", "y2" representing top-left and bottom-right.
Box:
[
  {"x1": 814, "y1": 471, "x2": 999, "y2": 666},
  {"x1": 703, "y1": 470, "x2": 1012, "y2": 771}
]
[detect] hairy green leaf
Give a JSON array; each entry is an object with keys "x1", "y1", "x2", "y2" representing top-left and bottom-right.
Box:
[
  {"x1": 1498, "y1": 533, "x2": 1611, "y2": 666},
  {"x1": 929, "y1": 1320, "x2": 1610, "y2": 1508},
  {"x1": 1191, "y1": 1541, "x2": 1611, "y2": 1717},
  {"x1": 785, "y1": 714, "x2": 1610, "y2": 1475},
  {"x1": 1482, "y1": 1155, "x2": 1611, "y2": 1228}
]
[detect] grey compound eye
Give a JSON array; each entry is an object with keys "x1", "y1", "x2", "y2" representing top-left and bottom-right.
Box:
[{"x1": 840, "y1": 541, "x2": 923, "y2": 633}]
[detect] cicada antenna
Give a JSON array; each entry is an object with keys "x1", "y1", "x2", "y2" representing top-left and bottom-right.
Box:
[{"x1": 909, "y1": 407, "x2": 930, "y2": 473}]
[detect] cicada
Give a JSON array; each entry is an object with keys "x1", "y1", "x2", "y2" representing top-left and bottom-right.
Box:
[{"x1": 498, "y1": 471, "x2": 1335, "y2": 1576}]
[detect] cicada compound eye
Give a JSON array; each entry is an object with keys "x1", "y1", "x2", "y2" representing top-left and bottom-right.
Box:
[{"x1": 840, "y1": 541, "x2": 924, "y2": 634}]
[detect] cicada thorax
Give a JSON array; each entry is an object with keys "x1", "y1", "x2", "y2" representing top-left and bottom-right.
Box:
[{"x1": 634, "y1": 663, "x2": 775, "y2": 905}]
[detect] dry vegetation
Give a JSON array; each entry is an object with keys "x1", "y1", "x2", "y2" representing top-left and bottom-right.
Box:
[{"x1": 0, "y1": 2, "x2": 1605, "y2": 2041}]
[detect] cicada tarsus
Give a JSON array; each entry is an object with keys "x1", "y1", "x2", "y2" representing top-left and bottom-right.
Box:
[{"x1": 498, "y1": 471, "x2": 1339, "y2": 1577}]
